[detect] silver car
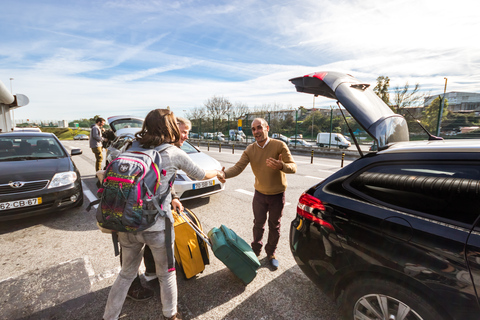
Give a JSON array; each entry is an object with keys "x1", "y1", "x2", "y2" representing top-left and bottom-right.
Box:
[{"x1": 105, "y1": 116, "x2": 225, "y2": 200}]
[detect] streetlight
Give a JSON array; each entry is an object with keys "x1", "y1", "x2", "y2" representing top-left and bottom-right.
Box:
[
  {"x1": 312, "y1": 95, "x2": 317, "y2": 141},
  {"x1": 436, "y1": 78, "x2": 448, "y2": 136},
  {"x1": 9, "y1": 78, "x2": 14, "y2": 127}
]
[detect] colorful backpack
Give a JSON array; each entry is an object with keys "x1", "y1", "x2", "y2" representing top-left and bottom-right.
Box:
[{"x1": 91, "y1": 143, "x2": 176, "y2": 271}]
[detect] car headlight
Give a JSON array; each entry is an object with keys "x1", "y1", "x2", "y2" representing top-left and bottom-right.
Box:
[{"x1": 48, "y1": 171, "x2": 77, "y2": 188}]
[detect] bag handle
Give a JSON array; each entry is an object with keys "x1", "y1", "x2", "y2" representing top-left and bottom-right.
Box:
[{"x1": 174, "y1": 208, "x2": 211, "y2": 248}]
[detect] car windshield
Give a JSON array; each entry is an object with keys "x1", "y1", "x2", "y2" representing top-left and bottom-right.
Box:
[
  {"x1": 0, "y1": 136, "x2": 66, "y2": 161},
  {"x1": 110, "y1": 119, "x2": 143, "y2": 132},
  {"x1": 180, "y1": 141, "x2": 199, "y2": 154}
]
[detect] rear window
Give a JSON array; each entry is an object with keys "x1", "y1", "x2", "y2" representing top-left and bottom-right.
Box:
[
  {"x1": 110, "y1": 119, "x2": 143, "y2": 132},
  {"x1": 347, "y1": 162, "x2": 480, "y2": 226}
]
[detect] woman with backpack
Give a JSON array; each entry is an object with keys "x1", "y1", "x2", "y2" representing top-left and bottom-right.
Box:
[{"x1": 102, "y1": 109, "x2": 222, "y2": 320}]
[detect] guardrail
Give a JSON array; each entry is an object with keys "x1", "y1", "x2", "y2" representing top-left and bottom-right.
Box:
[{"x1": 189, "y1": 138, "x2": 364, "y2": 162}]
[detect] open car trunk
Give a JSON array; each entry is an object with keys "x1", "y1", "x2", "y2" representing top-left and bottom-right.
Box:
[{"x1": 289, "y1": 71, "x2": 409, "y2": 149}]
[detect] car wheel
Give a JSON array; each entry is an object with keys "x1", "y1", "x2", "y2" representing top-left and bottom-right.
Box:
[{"x1": 340, "y1": 278, "x2": 446, "y2": 320}]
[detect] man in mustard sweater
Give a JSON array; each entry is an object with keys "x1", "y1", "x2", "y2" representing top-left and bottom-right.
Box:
[{"x1": 218, "y1": 118, "x2": 296, "y2": 270}]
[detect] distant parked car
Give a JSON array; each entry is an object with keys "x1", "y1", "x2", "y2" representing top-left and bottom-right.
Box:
[
  {"x1": 73, "y1": 134, "x2": 89, "y2": 140},
  {"x1": 272, "y1": 133, "x2": 290, "y2": 144},
  {"x1": 288, "y1": 139, "x2": 312, "y2": 147},
  {"x1": 290, "y1": 134, "x2": 303, "y2": 139},
  {"x1": 13, "y1": 127, "x2": 42, "y2": 132},
  {"x1": 0, "y1": 132, "x2": 83, "y2": 221},
  {"x1": 105, "y1": 116, "x2": 225, "y2": 200}
]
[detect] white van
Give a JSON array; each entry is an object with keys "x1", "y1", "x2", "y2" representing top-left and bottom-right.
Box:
[{"x1": 316, "y1": 132, "x2": 351, "y2": 149}]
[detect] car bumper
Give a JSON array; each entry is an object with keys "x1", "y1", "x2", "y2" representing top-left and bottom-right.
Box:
[
  {"x1": 0, "y1": 182, "x2": 83, "y2": 221},
  {"x1": 289, "y1": 216, "x2": 345, "y2": 299},
  {"x1": 174, "y1": 177, "x2": 225, "y2": 201}
]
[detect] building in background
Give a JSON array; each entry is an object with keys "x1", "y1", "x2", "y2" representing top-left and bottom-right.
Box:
[{"x1": 424, "y1": 92, "x2": 480, "y2": 113}]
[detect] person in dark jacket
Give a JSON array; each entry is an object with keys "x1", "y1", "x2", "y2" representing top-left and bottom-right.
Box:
[{"x1": 89, "y1": 117, "x2": 106, "y2": 172}]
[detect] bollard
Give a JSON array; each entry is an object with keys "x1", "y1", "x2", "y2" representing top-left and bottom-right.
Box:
[
  {"x1": 219, "y1": 143, "x2": 221, "y2": 152},
  {"x1": 311, "y1": 149, "x2": 314, "y2": 164},
  {"x1": 341, "y1": 152, "x2": 345, "y2": 168},
  {"x1": 198, "y1": 140, "x2": 200, "y2": 148},
  {"x1": 232, "y1": 144, "x2": 235, "y2": 154},
  {"x1": 208, "y1": 142, "x2": 210, "y2": 151}
]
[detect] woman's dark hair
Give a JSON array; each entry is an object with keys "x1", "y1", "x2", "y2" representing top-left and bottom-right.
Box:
[{"x1": 135, "y1": 109, "x2": 180, "y2": 148}]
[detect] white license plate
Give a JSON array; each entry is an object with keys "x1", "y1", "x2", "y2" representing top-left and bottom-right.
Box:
[
  {"x1": 193, "y1": 180, "x2": 214, "y2": 190},
  {"x1": 0, "y1": 197, "x2": 42, "y2": 211}
]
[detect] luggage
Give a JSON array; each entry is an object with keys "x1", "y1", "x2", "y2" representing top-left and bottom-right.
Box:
[
  {"x1": 208, "y1": 225, "x2": 261, "y2": 285},
  {"x1": 176, "y1": 210, "x2": 260, "y2": 285},
  {"x1": 173, "y1": 208, "x2": 210, "y2": 279}
]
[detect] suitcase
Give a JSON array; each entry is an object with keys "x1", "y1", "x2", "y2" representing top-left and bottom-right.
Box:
[
  {"x1": 176, "y1": 210, "x2": 260, "y2": 285},
  {"x1": 173, "y1": 208, "x2": 210, "y2": 279},
  {"x1": 207, "y1": 225, "x2": 261, "y2": 285}
]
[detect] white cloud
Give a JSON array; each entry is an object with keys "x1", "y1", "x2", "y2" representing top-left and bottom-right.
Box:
[{"x1": 1, "y1": 0, "x2": 479, "y2": 122}]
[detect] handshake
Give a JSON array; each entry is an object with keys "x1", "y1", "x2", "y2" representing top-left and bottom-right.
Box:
[{"x1": 216, "y1": 167, "x2": 226, "y2": 183}]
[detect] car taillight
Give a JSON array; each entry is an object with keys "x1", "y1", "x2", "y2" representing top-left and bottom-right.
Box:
[{"x1": 297, "y1": 193, "x2": 334, "y2": 230}]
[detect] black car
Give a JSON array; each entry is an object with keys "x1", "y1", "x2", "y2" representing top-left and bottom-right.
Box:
[
  {"x1": 289, "y1": 72, "x2": 480, "y2": 320},
  {"x1": 0, "y1": 132, "x2": 83, "y2": 221}
]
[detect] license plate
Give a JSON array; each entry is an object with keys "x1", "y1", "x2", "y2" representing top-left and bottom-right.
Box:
[
  {"x1": 0, "y1": 197, "x2": 42, "y2": 211},
  {"x1": 193, "y1": 180, "x2": 214, "y2": 190}
]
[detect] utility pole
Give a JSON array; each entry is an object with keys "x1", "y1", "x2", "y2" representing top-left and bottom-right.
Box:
[
  {"x1": 436, "y1": 77, "x2": 448, "y2": 136},
  {"x1": 329, "y1": 106, "x2": 333, "y2": 148}
]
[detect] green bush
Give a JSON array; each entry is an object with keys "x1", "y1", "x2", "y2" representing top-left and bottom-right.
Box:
[{"x1": 41, "y1": 127, "x2": 90, "y2": 140}]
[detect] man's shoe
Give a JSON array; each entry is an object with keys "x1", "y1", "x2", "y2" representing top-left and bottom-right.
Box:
[
  {"x1": 164, "y1": 312, "x2": 182, "y2": 320},
  {"x1": 268, "y1": 255, "x2": 279, "y2": 270},
  {"x1": 127, "y1": 281, "x2": 154, "y2": 301}
]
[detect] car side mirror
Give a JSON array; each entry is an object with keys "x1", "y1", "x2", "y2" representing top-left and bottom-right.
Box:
[{"x1": 71, "y1": 148, "x2": 82, "y2": 156}]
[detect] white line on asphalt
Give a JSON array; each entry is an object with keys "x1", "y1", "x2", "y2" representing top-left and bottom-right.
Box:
[
  {"x1": 235, "y1": 189, "x2": 254, "y2": 196},
  {"x1": 82, "y1": 181, "x2": 98, "y2": 209},
  {"x1": 235, "y1": 189, "x2": 291, "y2": 206},
  {"x1": 306, "y1": 176, "x2": 324, "y2": 180}
]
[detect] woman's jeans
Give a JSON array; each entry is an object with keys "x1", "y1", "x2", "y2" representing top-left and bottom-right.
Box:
[{"x1": 103, "y1": 230, "x2": 177, "y2": 319}]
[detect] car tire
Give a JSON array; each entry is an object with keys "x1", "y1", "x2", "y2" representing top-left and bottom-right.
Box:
[{"x1": 340, "y1": 278, "x2": 446, "y2": 320}]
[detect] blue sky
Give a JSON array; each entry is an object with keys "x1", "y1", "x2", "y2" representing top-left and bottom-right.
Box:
[{"x1": 1, "y1": 0, "x2": 479, "y2": 121}]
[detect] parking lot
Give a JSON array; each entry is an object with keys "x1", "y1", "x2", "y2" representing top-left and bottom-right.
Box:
[{"x1": 0, "y1": 140, "x2": 352, "y2": 320}]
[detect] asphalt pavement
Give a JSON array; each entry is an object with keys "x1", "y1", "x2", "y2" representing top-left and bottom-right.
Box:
[{"x1": 0, "y1": 140, "x2": 349, "y2": 320}]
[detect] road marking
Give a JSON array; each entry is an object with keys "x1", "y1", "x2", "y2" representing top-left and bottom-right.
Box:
[
  {"x1": 82, "y1": 181, "x2": 99, "y2": 209},
  {"x1": 235, "y1": 189, "x2": 254, "y2": 196},
  {"x1": 235, "y1": 189, "x2": 291, "y2": 206},
  {"x1": 306, "y1": 176, "x2": 324, "y2": 180}
]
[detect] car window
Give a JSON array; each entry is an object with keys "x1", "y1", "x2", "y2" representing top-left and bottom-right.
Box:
[
  {"x1": 180, "y1": 141, "x2": 199, "y2": 154},
  {"x1": 347, "y1": 162, "x2": 480, "y2": 225},
  {"x1": 0, "y1": 136, "x2": 66, "y2": 160},
  {"x1": 110, "y1": 119, "x2": 143, "y2": 132}
]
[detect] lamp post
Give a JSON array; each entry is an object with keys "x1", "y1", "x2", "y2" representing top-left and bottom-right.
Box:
[
  {"x1": 436, "y1": 78, "x2": 448, "y2": 136},
  {"x1": 329, "y1": 106, "x2": 333, "y2": 148},
  {"x1": 312, "y1": 95, "x2": 316, "y2": 141},
  {"x1": 9, "y1": 78, "x2": 14, "y2": 127}
]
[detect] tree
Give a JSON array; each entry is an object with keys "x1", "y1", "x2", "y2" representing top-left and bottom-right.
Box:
[
  {"x1": 204, "y1": 96, "x2": 233, "y2": 120},
  {"x1": 392, "y1": 82, "x2": 428, "y2": 113},
  {"x1": 373, "y1": 76, "x2": 390, "y2": 106},
  {"x1": 422, "y1": 96, "x2": 448, "y2": 133}
]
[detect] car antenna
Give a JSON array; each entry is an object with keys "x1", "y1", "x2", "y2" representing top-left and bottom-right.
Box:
[
  {"x1": 403, "y1": 108, "x2": 443, "y2": 141},
  {"x1": 336, "y1": 101, "x2": 364, "y2": 157}
]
